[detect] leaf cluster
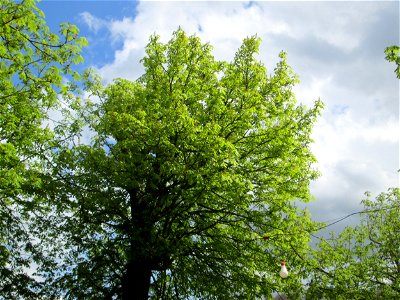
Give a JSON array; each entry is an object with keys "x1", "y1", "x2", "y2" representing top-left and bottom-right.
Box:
[{"x1": 384, "y1": 45, "x2": 400, "y2": 79}]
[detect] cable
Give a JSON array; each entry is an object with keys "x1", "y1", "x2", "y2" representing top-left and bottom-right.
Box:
[{"x1": 315, "y1": 205, "x2": 400, "y2": 232}]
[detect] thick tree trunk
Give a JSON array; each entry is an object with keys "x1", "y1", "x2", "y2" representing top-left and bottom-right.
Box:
[
  {"x1": 121, "y1": 259, "x2": 152, "y2": 300},
  {"x1": 122, "y1": 188, "x2": 153, "y2": 300}
]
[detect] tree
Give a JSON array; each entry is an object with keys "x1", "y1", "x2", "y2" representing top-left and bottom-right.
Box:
[
  {"x1": 305, "y1": 188, "x2": 400, "y2": 299},
  {"x1": 34, "y1": 29, "x2": 322, "y2": 299},
  {"x1": 0, "y1": 0, "x2": 86, "y2": 298},
  {"x1": 384, "y1": 45, "x2": 400, "y2": 79}
]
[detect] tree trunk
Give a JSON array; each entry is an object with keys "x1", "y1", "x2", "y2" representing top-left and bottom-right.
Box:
[
  {"x1": 121, "y1": 259, "x2": 152, "y2": 300},
  {"x1": 122, "y1": 188, "x2": 153, "y2": 300}
]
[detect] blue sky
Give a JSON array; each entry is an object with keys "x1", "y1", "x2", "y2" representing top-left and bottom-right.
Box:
[
  {"x1": 38, "y1": 1, "x2": 136, "y2": 69},
  {"x1": 38, "y1": 0, "x2": 399, "y2": 235}
]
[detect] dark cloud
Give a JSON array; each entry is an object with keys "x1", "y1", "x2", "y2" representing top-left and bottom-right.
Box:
[
  {"x1": 356, "y1": 3, "x2": 400, "y2": 59},
  {"x1": 269, "y1": 33, "x2": 351, "y2": 64}
]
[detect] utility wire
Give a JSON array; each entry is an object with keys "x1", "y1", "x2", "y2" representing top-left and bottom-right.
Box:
[
  {"x1": 315, "y1": 205, "x2": 400, "y2": 232},
  {"x1": 256, "y1": 205, "x2": 400, "y2": 242}
]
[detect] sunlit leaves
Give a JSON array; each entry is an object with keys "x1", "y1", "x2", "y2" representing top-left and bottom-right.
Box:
[{"x1": 385, "y1": 45, "x2": 400, "y2": 79}]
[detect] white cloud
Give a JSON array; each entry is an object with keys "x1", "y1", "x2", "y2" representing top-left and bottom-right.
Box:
[
  {"x1": 89, "y1": 2, "x2": 294, "y2": 82},
  {"x1": 80, "y1": 11, "x2": 107, "y2": 33}
]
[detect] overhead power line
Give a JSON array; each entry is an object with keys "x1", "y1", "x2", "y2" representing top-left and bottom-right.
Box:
[{"x1": 316, "y1": 205, "x2": 400, "y2": 232}]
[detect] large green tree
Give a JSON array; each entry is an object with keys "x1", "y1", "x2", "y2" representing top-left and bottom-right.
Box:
[
  {"x1": 35, "y1": 29, "x2": 323, "y2": 299},
  {"x1": 0, "y1": 0, "x2": 86, "y2": 298},
  {"x1": 305, "y1": 188, "x2": 400, "y2": 299}
]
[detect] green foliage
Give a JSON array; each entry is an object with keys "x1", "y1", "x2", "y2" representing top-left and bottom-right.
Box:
[
  {"x1": 384, "y1": 45, "x2": 400, "y2": 79},
  {"x1": 306, "y1": 188, "x2": 400, "y2": 299},
  {"x1": 0, "y1": 0, "x2": 86, "y2": 298},
  {"x1": 2, "y1": 3, "x2": 396, "y2": 298},
  {"x1": 36, "y1": 29, "x2": 323, "y2": 299}
]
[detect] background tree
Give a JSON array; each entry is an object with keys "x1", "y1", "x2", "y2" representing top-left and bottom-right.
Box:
[
  {"x1": 384, "y1": 45, "x2": 400, "y2": 78},
  {"x1": 0, "y1": 0, "x2": 86, "y2": 298},
  {"x1": 36, "y1": 29, "x2": 323, "y2": 299},
  {"x1": 305, "y1": 188, "x2": 400, "y2": 299}
]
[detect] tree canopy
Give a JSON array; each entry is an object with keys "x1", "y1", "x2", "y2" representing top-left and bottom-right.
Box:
[{"x1": 27, "y1": 29, "x2": 323, "y2": 299}]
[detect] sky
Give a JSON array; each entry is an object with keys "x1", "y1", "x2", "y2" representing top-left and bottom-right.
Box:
[{"x1": 38, "y1": 0, "x2": 399, "y2": 236}]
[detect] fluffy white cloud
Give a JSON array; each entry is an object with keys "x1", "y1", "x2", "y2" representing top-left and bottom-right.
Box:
[{"x1": 79, "y1": 1, "x2": 399, "y2": 229}]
